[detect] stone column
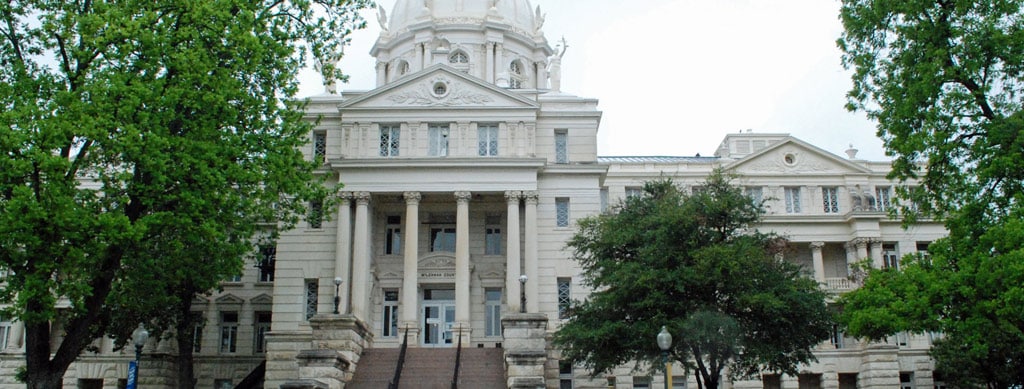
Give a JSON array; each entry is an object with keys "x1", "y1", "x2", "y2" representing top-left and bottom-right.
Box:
[
  {"x1": 855, "y1": 239, "x2": 870, "y2": 262},
  {"x1": 350, "y1": 192, "x2": 371, "y2": 321},
  {"x1": 402, "y1": 192, "x2": 422, "y2": 343},
  {"x1": 335, "y1": 192, "x2": 353, "y2": 314},
  {"x1": 455, "y1": 191, "x2": 472, "y2": 334},
  {"x1": 810, "y1": 241, "x2": 825, "y2": 283},
  {"x1": 375, "y1": 61, "x2": 387, "y2": 87},
  {"x1": 502, "y1": 313, "x2": 549, "y2": 389},
  {"x1": 869, "y1": 239, "x2": 884, "y2": 269},
  {"x1": 505, "y1": 191, "x2": 523, "y2": 313},
  {"x1": 486, "y1": 42, "x2": 496, "y2": 83},
  {"x1": 523, "y1": 191, "x2": 539, "y2": 313},
  {"x1": 414, "y1": 43, "x2": 424, "y2": 72}
]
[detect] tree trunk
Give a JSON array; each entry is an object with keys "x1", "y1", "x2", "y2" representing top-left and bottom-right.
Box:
[{"x1": 174, "y1": 291, "x2": 198, "y2": 389}]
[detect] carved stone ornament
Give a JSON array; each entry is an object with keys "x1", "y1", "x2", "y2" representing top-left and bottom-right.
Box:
[
  {"x1": 388, "y1": 76, "x2": 495, "y2": 106},
  {"x1": 742, "y1": 150, "x2": 837, "y2": 173}
]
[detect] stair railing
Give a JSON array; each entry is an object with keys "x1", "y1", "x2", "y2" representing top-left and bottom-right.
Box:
[
  {"x1": 388, "y1": 325, "x2": 410, "y2": 389},
  {"x1": 451, "y1": 325, "x2": 462, "y2": 389}
]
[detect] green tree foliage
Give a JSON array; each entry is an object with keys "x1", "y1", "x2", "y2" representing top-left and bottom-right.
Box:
[
  {"x1": 554, "y1": 172, "x2": 833, "y2": 389},
  {"x1": 0, "y1": 0, "x2": 369, "y2": 387},
  {"x1": 838, "y1": 1, "x2": 1024, "y2": 387}
]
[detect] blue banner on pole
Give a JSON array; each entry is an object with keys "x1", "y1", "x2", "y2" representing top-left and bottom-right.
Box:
[{"x1": 127, "y1": 360, "x2": 137, "y2": 389}]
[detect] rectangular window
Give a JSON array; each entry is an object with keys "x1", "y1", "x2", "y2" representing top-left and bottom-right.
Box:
[
  {"x1": 0, "y1": 316, "x2": 11, "y2": 350},
  {"x1": 830, "y1": 324, "x2": 844, "y2": 349},
  {"x1": 632, "y1": 377, "x2": 651, "y2": 389},
  {"x1": 876, "y1": 186, "x2": 892, "y2": 212},
  {"x1": 822, "y1": 187, "x2": 839, "y2": 213},
  {"x1": 554, "y1": 129, "x2": 568, "y2": 164},
  {"x1": 762, "y1": 374, "x2": 782, "y2": 389},
  {"x1": 559, "y1": 360, "x2": 574, "y2": 389},
  {"x1": 784, "y1": 187, "x2": 802, "y2": 213},
  {"x1": 838, "y1": 373, "x2": 858, "y2": 389},
  {"x1": 77, "y1": 379, "x2": 104, "y2": 389},
  {"x1": 896, "y1": 331, "x2": 909, "y2": 347},
  {"x1": 305, "y1": 279, "x2": 319, "y2": 320},
  {"x1": 219, "y1": 312, "x2": 238, "y2": 353},
  {"x1": 383, "y1": 290, "x2": 399, "y2": 337},
  {"x1": 900, "y1": 372, "x2": 914, "y2": 389},
  {"x1": 745, "y1": 186, "x2": 764, "y2": 205},
  {"x1": 798, "y1": 374, "x2": 822, "y2": 389},
  {"x1": 258, "y1": 244, "x2": 276, "y2": 283},
  {"x1": 485, "y1": 289, "x2": 502, "y2": 337},
  {"x1": 254, "y1": 312, "x2": 271, "y2": 353},
  {"x1": 429, "y1": 124, "x2": 450, "y2": 157},
  {"x1": 883, "y1": 243, "x2": 899, "y2": 269},
  {"x1": 191, "y1": 312, "x2": 204, "y2": 353},
  {"x1": 672, "y1": 376, "x2": 687, "y2": 389},
  {"x1": 478, "y1": 124, "x2": 499, "y2": 156},
  {"x1": 226, "y1": 273, "x2": 242, "y2": 283},
  {"x1": 379, "y1": 125, "x2": 400, "y2": 157},
  {"x1": 385, "y1": 215, "x2": 402, "y2": 255},
  {"x1": 485, "y1": 227, "x2": 502, "y2": 255},
  {"x1": 308, "y1": 200, "x2": 324, "y2": 229},
  {"x1": 313, "y1": 132, "x2": 326, "y2": 163},
  {"x1": 625, "y1": 186, "x2": 642, "y2": 199},
  {"x1": 430, "y1": 227, "x2": 456, "y2": 252},
  {"x1": 556, "y1": 198, "x2": 570, "y2": 227},
  {"x1": 558, "y1": 277, "x2": 572, "y2": 320},
  {"x1": 917, "y1": 242, "x2": 930, "y2": 259}
]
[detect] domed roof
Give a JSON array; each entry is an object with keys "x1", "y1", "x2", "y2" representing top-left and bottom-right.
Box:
[{"x1": 387, "y1": 0, "x2": 539, "y2": 36}]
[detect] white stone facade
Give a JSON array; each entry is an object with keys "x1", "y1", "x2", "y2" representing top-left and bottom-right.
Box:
[{"x1": 0, "y1": 1, "x2": 948, "y2": 388}]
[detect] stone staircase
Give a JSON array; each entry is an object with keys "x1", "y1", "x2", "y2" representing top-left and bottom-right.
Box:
[{"x1": 347, "y1": 347, "x2": 505, "y2": 389}]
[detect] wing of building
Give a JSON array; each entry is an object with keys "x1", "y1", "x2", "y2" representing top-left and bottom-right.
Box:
[{"x1": 0, "y1": 1, "x2": 949, "y2": 388}]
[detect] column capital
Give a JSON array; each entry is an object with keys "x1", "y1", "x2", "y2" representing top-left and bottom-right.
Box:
[
  {"x1": 522, "y1": 191, "x2": 539, "y2": 204},
  {"x1": 454, "y1": 191, "x2": 472, "y2": 203},
  {"x1": 404, "y1": 191, "x2": 422, "y2": 204},
  {"x1": 505, "y1": 190, "x2": 522, "y2": 202},
  {"x1": 354, "y1": 191, "x2": 371, "y2": 204},
  {"x1": 337, "y1": 191, "x2": 354, "y2": 201},
  {"x1": 809, "y1": 241, "x2": 825, "y2": 250}
]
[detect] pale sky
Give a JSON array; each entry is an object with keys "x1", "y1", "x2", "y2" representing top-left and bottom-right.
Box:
[{"x1": 298, "y1": 0, "x2": 888, "y2": 160}]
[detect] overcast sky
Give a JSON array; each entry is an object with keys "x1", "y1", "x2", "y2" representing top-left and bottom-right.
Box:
[{"x1": 297, "y1": 0, "x2": 888, "y2": 160}]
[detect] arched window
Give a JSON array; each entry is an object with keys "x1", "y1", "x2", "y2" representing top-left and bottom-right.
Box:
[
  {"x1": 397, "y1": 60, "x2": 410, "y2": 76},
  {"x1": 449, "y1": 51, "x2": 469, "y2": 64},
  {"x1": 509, "y1": 61, "x2": 525, "y2": 89}
]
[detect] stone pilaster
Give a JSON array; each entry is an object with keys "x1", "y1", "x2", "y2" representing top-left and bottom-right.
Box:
[
  {"x1": 523, "y1": 191, "x2": 539, "y2": 313},
  {"x1": 455, "y1": 191, "x2": 472, "y2": 331},
  {"x1": 810, "y1": 241, "x2": 825, "y2": 282},
  {"x1": 402, "y1": 191, "x2": 422, "y2": 345},
  {"x1": 351, "y1": 192, "x2": 371, "y2": 321},
  {"x1": 502, "y1": 313, "x2": 549, "y2": 389},
  {"x1": 857, "y1": 343, "x2": 900, "y2": 388},
  {"x1": 335, "y1": 192, "x2": 353, "y2": 315}
]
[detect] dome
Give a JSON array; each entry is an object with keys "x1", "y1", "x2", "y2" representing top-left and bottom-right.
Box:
[{"x1": 387, "y1": 0, "x2": 539, "y2": 36}]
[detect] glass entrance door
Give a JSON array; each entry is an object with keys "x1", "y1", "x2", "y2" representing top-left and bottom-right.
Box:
[{"x1": 422, "y1": 289, "x2": 456, "y2": 346}]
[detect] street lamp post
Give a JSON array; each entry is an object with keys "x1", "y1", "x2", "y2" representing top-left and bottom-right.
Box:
[
  {"x1": 130, "y1": 323, "x2": 149, "y2": 389},
  {"x1": 657, "y1": 326, "x2": 673, "y2": 389},
  {"x1": 519, "y1": 274, "x2": 528, "y2": 313},
  {"x1": 333, "y1": 277, "x2": 343, "y2": 314}
]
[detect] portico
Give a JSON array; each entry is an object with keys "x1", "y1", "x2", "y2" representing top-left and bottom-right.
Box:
[{"x1": 332, "y1": 189, "x2": 540, "y2": 346}]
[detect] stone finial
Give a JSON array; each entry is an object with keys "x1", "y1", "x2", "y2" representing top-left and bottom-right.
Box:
[{"x1": 845, "y1": 144, "x2": 859, "y2": 159}]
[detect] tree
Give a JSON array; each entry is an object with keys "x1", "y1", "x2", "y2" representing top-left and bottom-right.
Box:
[
  {"x1": 837, "y1": 1, "x2": 1024, "y2": 387},
  {"x1": 554, "y1": 172, "x2": 833, "y2": 389},
  {"x1": 0, "y1": 0, "x2": 370, "y2": 387}
]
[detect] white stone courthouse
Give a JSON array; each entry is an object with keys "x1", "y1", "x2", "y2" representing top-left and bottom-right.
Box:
[{"x1": 0, "y1": 1, "x2": 949, "y2": 388}]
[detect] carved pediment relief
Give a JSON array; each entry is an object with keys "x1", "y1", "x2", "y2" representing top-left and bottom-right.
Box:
[{"x1": 419, "y1": 253, "x2": 456, "y2": 269}]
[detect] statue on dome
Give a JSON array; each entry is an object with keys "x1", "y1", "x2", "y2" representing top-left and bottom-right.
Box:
[
  {"x1": 377, "y1": 4, "x2": 388, "y2": 33},
  {"x1": 488, "y1": 0, "x2": 500, "y2": 10},
  {"x1": 547, "y1": 37, "x2": 568, "y2": 92},
  {"x1": 533, "y1": 5, "x2": 545, "y2": 34}
]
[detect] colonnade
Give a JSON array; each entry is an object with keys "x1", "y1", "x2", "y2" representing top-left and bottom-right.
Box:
[{"x1": 333, "y1": 190, "x2": 540, "y2": 341}]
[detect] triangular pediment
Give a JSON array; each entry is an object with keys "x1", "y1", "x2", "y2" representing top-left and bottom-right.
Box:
[
  {"x1": 215, "y1": 294, "x2": 244, "y2": 306},
  {"x1": 251, "y1": 294, "x2": 273, "y2": 305},
  {"x1": 725, "y1": 137, "x2": 872, "y2": 175},
  {"x1": 340, "y1": 64, "x2": 540, "y2": 110}
]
